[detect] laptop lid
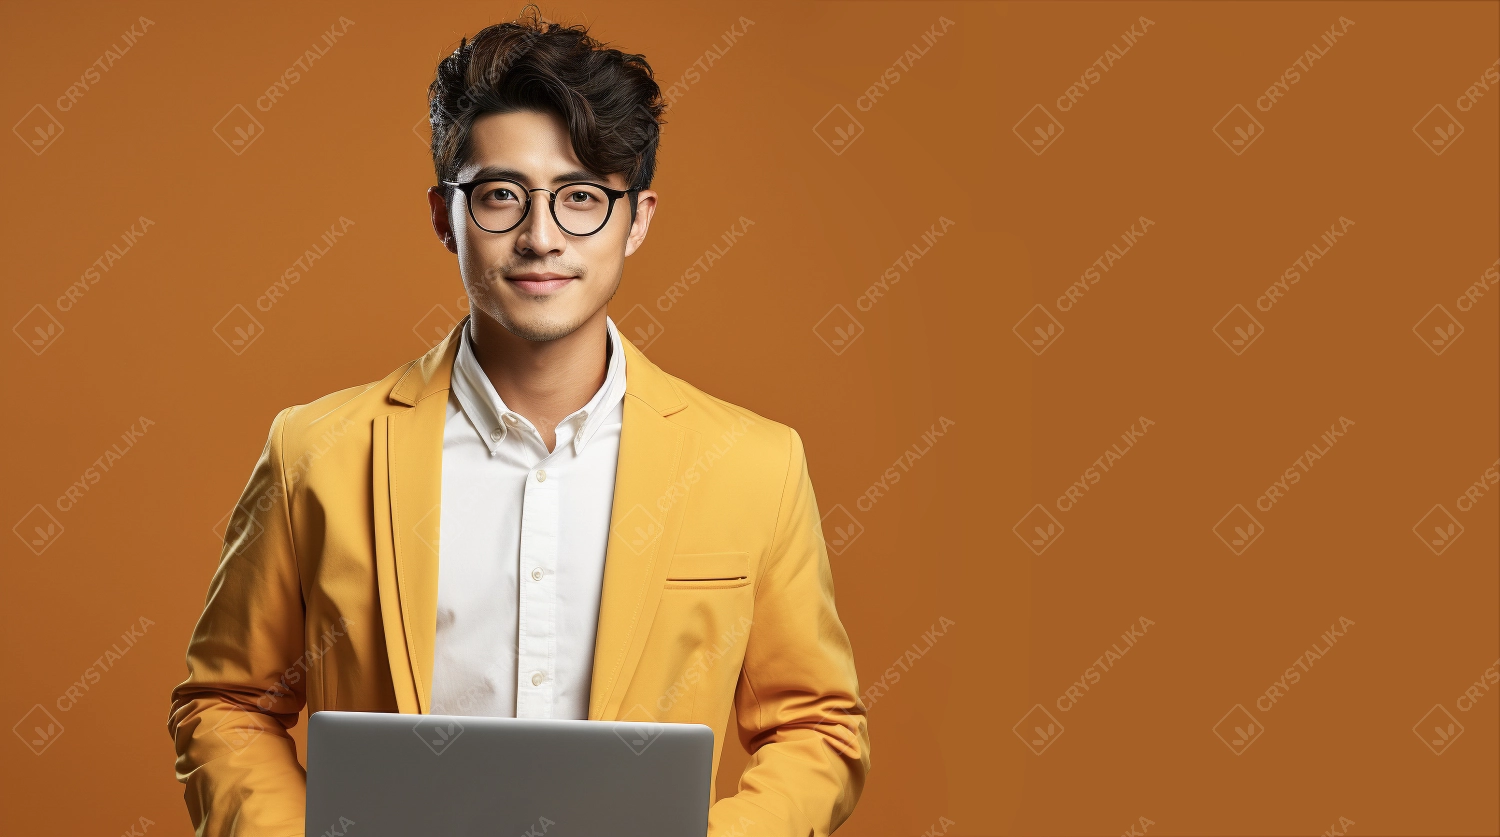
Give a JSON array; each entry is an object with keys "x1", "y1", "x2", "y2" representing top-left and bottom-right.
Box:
[{"x1": 306, "y1": 711, "x2": 714, "y2": 837}]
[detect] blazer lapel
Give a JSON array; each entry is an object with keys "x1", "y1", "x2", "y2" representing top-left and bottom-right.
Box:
[
  {"x1": 373, "y1": 319, "x2": 692, "y2": 720},
  {"x1": 588, "y1": 340, "x2": 695, "y2": 721},
  {"x1": 373, "y1": 318, "x2": 462, "y2": 714}
]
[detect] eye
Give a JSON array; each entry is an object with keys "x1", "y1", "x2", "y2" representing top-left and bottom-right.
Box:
[
  {"x1": 566, "y1": 190, "x2": 594, "y2": 204},
  {"x1": 477, "y1": 184, "x2": 520, "y2": 204}
]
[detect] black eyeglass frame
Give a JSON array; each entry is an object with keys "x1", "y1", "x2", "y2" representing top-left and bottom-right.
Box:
[{"x1": 443, "y1": 178, "x2": 638, "y2": 236}]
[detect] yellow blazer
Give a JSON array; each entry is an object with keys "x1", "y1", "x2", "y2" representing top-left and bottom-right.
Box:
[{"x1": 169, "y1": 317, "x2": 869, "y2": 836}]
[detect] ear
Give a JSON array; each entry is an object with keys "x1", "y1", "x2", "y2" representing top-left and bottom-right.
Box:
[
  {"x1": 623, "y1": 190, "x2": 658, "y2": 258},
  {"x1": 428, "y1": 186, "x2": 459, "y2": 254}
]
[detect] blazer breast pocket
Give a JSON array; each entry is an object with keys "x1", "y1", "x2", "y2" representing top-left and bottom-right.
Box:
[{"x1": 663, "y1": 551, "x2": 752, "y2": 589}]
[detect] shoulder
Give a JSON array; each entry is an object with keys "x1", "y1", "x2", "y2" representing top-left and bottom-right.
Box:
[
  {"x1": 270, "y1": 355, "x2": 424, "y2": 461},
  {"x1": 641, "y1": 360, "x2": 805, "y2": 486},
  {"x1": 666, "y1": 375, "x2": 795, "y2": 448}
]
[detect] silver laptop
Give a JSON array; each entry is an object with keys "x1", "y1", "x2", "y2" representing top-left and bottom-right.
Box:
[{"x1": 306, "y1": 710, "x2": 713, "y2": 837}]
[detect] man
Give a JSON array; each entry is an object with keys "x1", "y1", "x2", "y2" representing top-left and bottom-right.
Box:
[{"x1": 168, "y1": 13, "x2": 868, "y2": 837}]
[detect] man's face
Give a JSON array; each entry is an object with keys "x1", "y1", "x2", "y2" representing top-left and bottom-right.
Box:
[{"x1": 428, "y1": 109, "x2": 657, "y2": 342}]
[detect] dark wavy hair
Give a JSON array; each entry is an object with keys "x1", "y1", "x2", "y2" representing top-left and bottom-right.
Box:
[{"x1": 426, "y1": 8, "x2": 665, "y2": 210}]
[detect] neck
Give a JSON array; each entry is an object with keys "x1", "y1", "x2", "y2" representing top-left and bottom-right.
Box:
[{"x1": 468, "y1": 307, "x2": 610, "y2": 451}]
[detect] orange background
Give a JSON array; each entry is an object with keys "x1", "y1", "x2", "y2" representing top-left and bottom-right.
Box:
[{"x1": 3, "y1": 2, "x2": 1497, "y2": 835}]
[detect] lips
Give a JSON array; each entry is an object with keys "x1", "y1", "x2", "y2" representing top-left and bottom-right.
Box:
[{"x1": 506, "y1": 273, "x2": 575, "y2": 294}]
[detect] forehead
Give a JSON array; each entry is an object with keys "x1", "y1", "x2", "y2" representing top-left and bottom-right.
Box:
[{"x1": 460, "y1": 110, "x2": 625, "y2": 188}]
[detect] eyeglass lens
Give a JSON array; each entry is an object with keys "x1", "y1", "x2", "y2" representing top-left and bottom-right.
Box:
[{"x1": 468, "y1": 181, "x2": 613, "y2": 235}]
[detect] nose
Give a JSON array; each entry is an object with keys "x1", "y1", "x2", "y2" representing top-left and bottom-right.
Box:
[{"x1": 513, "y1": 188, "x2": 565, "y2": 257}]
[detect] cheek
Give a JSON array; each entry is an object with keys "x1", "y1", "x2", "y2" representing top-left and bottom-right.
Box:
[
  {"x1": 577, "y1": 238, "x2": 627, "y2": 284},
  {"x1": 455, "y1": 230, "x2": 511, "y2": 283}
]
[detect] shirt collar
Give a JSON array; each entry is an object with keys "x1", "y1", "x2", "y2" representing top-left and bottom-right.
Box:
[{"x1": 451, "y1": 316, "x2": 628, "y2": 456}]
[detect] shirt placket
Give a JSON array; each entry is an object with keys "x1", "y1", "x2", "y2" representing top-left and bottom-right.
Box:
[{"x1": 515, "y1": 444, "x2": 559, "y2": 718}]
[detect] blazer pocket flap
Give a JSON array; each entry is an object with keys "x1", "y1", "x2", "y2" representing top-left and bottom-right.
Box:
[{"x1": 667, "y1": 551, "x2": 750, "y2": 581}]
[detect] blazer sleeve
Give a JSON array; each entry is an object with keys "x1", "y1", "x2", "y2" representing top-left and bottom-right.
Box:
[
  {"x1": 709, "y1": 428, "x2": 871, "y2": 837},
  {"x1": 169, "y1": 407, "x2": 310, "y2": 836}
]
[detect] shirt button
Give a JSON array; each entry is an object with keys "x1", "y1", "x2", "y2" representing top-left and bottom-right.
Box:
[
  {"x1": 530, "y1": 567, "x2": 543, "y2": 581},
  {"x1": 490, "y1": 428, "x2": 503, "y2": 442},
  {"x1": 531, "y1": 671, "x2": 545, "y2": 686},
  {"x1": 535, "y1": 469, "x2": 547, "y2": 482},
  {"x1": 505, "y1": 414, "x2": 518, "y2": 425}
]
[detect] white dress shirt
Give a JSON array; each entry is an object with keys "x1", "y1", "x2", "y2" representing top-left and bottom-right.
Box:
[{"x1": 430, "y1": 316, "x2": 627, "y2": 719}]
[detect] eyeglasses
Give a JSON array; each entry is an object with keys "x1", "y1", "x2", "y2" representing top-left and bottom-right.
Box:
[{"x1": 444, "y1": 178, "x2": 637, "y2": 237}]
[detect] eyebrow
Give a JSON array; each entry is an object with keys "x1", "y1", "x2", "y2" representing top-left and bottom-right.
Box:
[{"x1": 466, "y1": 166, "x2": 607, "y2": 185}]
